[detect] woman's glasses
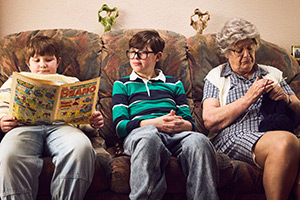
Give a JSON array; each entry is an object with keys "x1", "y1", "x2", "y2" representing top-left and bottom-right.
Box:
[
  {"x1": 126, "y1": 50, "x2": 154, "y2": 60},
  {"x1": 229, "y1": 44, "x2": 256, "y2": 57}
]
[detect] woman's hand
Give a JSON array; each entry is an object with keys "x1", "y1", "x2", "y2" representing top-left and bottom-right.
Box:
[
  {"x1": 244, "y1": 77, "x2": 273, "y2": 104},
  {"x1": 267, "y1": 84, "x2": 289, "y2": 103},
  {"x1": 0, "y1": 115, "x2": 18, "y2": 133},
  {"x1": 89, "y1": 111, "x2": 104, "y2": 129}
]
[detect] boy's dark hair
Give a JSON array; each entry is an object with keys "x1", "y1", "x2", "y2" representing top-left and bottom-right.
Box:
[
  {"x1": 129, "y1": 30, "x2": 165, "y2": 54},
  {"x1": 25, "y1": 35, "x2": 60, "y2": 63}
]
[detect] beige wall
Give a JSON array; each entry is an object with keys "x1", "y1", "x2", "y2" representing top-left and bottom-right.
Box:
[{"x1": 0, "y1": 0, "x2": 299, "y2": 53}]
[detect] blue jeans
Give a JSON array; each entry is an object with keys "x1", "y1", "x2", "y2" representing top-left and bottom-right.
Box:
[
  {"x1": 0, "y1": 125, "x2": 96, "y2": 200},
  {"x1": 124, "y1": 125, "x2": 219, "y2": 200}
]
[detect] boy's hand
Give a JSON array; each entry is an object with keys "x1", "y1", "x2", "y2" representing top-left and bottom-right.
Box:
[
  {"x1": 161, "y1": 110, "x2": 192, "y2": 133},
  {"x1": 0, "y1": 115, "x2": 19, "y2": 133},
  {"x1": 89, "y1": 111, "x2": 104, "y2": 129},
  {"x1": 140, "y1": 110, "x2": 192, "y2": 134}
]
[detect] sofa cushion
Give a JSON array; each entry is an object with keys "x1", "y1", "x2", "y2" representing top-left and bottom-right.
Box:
[
  {"x1": 187, "y1": 34, "x2": 226, "y2": 102},
  {"x1": 0, "y1": 29, "x2": 102, "y2": 85},
  {"x1": 109, "y1": 155, "x2": 188, "y2": 194},
  {"x1": 37, "y1": 151, "x2": 111, "y2": 197},
  {"x1": 98, "y1": 29, "x2": 191, "y2": 147},
  {"x1": 108, "y1": 150, "x2": 264, "y2": 196},
  {"x1": 186, "y1": 34, "x2": 226, "y2": 134}
]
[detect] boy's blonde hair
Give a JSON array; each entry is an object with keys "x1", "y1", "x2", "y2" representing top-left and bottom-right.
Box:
[{"x1": 25, "y1": 35, "x2": 60, "y2": 63}]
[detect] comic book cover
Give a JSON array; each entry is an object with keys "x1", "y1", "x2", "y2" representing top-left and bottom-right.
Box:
[{"x1": 9, "y1": 72, "x2": 100, "y2": 125}]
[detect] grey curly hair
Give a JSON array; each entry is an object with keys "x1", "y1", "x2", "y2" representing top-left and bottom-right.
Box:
[{"x1": 216, "y1": 18, "x2": 260, "y2": 55}]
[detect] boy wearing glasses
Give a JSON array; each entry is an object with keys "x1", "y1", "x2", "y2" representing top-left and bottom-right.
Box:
[{"x1": 112, "y1": 30, "x2": 219, "y2": 200}]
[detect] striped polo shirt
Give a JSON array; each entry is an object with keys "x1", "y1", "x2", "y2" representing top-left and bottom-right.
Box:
[{"x1": 112, "y1": 69, "x2": 196, "y2": 137}]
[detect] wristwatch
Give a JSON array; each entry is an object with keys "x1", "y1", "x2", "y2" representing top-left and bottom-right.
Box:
[{"x1": 287, "y1": 95, "x2": 292, "y2": 105}]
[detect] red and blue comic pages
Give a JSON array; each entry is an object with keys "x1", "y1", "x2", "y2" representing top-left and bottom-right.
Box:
[{"x1": 9, "y1": 72, "x2": 100, "y2": 125}]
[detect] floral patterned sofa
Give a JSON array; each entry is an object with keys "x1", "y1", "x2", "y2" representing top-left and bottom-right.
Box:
[{"x1": 0, "y1": 28, "x2": 299, "y2": 200}]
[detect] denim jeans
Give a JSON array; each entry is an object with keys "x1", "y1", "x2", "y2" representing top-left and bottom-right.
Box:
[
  {"x1": 124, "y1": 125, "x2": 219, "y2": 200},
  {"x1": 0, "y1": 124, "x2": 96, "y2": 200}
]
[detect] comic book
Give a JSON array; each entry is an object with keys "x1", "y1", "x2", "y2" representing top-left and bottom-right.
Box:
[{"x1": 9, "y1": 72, "x2": 100, "y2": 125}]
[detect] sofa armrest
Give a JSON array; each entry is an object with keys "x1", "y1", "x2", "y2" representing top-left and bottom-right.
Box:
[
  {"x1": 78, "y1": 124, "x2": 99, "y2": 138},
  {"x1": 90, "y1": 136, "x2": 106, "y2": 153},
  {"x1": 90, "y1": 136, "x2": 110, "y2": 155}
]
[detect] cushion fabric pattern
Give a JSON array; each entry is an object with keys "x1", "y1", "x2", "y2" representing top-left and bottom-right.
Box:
[
  {"x1": 0, "y1": 29, "x2": 102, "y2": 84},
  {"x1": 1, "y1": 28, "x2": 299, "y2": 200}
]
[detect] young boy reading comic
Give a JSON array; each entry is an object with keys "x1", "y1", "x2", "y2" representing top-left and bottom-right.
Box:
[{"x1": 0, "y1": 36, "x2": 104, "y2": 200}]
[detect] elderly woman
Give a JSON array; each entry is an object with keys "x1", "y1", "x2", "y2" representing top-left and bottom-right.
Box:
[{"x1": 202, "y1": 18, "x2": 300, "y2": 199}]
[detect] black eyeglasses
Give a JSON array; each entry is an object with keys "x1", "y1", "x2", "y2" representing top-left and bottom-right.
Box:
[{"x1": 126, "y1": 50, "x2": 154, "y2": 60}]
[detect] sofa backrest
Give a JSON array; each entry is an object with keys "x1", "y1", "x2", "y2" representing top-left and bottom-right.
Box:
[
  {"x1": 0, "y1": 29, "x2": 102, "y2": 84},
  {"x1": 0, "y1": 28, "x2": 299, "y2": 147}
]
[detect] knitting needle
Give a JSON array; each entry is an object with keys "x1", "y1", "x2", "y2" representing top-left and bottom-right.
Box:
[
  {"x1": 263, "y1": 80, "x2": 269, "y2": 91},
  {"x1": 263, "y1": 77, "x2": 287, "y2": 93},
  {"x1": 264, "y1": 77, "x2": 287, "y2": 88},
  {"x1": 278, "y1": 77, "x2": 288, "y2": 85}
]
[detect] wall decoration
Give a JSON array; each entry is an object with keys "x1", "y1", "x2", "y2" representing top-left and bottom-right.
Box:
[
  {"x1": 292, "y1": 45, "x2": 300, "y2": 61},
  {"x1": 98, "y1": 4, "x2": 119, "y2": 32},
  {"x1": 190, "y1": 8, "x2": 210, "y2": 34}
]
